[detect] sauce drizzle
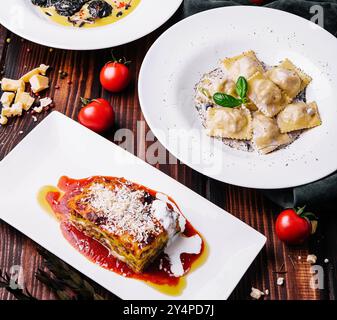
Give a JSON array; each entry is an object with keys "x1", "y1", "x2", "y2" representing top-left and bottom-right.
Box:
[{"x1": 40, "y1": 176, "x2": 206, "y2": 295}]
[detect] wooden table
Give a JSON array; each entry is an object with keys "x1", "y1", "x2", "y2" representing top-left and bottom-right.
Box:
[{"x1": 0, "y1": 10, "x2": 335, "y2": 300}]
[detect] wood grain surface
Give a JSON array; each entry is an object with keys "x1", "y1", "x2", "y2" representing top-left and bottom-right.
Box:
[{"x1": 0, "y1": 10, "x2": 335, "y2": 300}]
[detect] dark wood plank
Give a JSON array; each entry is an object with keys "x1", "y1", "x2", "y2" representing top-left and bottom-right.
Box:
[{"x1": 0, "y1": 21, "x2": 330, "y2": 300}]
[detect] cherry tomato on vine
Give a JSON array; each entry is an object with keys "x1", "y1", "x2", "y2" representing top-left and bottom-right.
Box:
[
  {"x1": 100, "y1": 56, "x2": 131, "y2": 93},
  {"x1": 275, "y1": 207, "x2": 318, "y2": 245}
]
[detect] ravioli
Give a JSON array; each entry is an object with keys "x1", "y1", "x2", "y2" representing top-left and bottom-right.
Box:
[
  {"x1": 266, "y1": 59, "x2": 312, "y2": 100},
  {"x1": 248, "y1": 72, "x2": 290, "y2": 117},
  {"x1": 223, "y1": 51, "x2": 264, "y2": 82},
  {"x1": 252, "y1": 112, "x2": 292, "y2": 154},
  {"x1": 277, "y1": 102, "x2": 321, "y2": 133},
  {"x1": 197, "y1": 76, "x2": 236, "y2": 102},
  {"x1": 205, "y1": 107, "x2": 252, "y2": 140}
]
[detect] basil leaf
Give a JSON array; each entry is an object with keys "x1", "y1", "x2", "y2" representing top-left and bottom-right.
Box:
[
  {"x1": 213, "y1": 93, "x2": 243, "y2": 108},
  {"x1": 236, "y1": 76, "x2": 248, "y2": 100}
]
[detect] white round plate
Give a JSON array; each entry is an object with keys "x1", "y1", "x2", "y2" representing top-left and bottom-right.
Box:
[
  {"x1": 139, "y1": 6, "x2": 337, "y2": 189},
  {"x1": 0, "y1": 0, "x2": 183, "y2": 50}
]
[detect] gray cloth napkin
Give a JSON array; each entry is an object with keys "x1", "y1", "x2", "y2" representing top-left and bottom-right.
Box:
[
  {"x1": 183, "y1": 0, "x2": 337, "y2": 208},
  {"x1": 184, "y1": 1, "x2": 337, "y2": 35}
]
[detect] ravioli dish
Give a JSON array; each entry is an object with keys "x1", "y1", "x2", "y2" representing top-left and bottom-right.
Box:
[{"x1": 195, "y1": 51, "x2": 322, "y2": 154}]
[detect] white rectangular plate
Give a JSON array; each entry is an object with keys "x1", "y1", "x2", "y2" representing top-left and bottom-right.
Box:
[{"x1": 0, "y1": 112, "x2": 266, "y2": 300}]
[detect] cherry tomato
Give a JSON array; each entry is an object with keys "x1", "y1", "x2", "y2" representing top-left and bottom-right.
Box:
[
  {"x1": 100, "y1": 61, "x2": 131, "y2": 93},
  {"x1": 78, "y1": 98, "x2": 114, "y2": 133},
  {"x1": 249, "y1": 0, "x2": 264, "y2": 4},
  {"x1": 275, "y1": 207, "x2": 317, "y2": 245}
]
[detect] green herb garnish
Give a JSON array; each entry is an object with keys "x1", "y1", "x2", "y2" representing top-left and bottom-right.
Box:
[
  {"x1": 236, "y1": 76, "x2": 248, "y2": 101},
  {"x1": 213, "y1": 76, "x2": 249, "y2": 108},
  {"x1": 0, "y1": 247, "x2": 110, "y2": 300},
  {"x1": 213, "y1": 93, "x2": 243, "y2": 108}
]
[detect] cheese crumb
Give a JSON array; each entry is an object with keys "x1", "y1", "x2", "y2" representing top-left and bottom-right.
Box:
[
  {"x1": 1, "y1": 107, "x2": 11, "y2": 117},
  {"x1": 40, "y1": 97, "x2": 52, "y2": 108},
  {"x1": 33, "y1": 97, "x2": 53, "y2": 113},
  {"x1": 0, "y1": 116, "x2": 8, "y2": 125},
  {"x1": 33, "y1": 106, "x2": 43, "y2": 113},
  {"x1": 307, "y1": 254, "x2": 317, "y2": 264},
  {"x1": 250, "y1": 287, "x2": 265, "y2": 300},
  {"x1": 277, "y1": 277, "x2": 284, "y2": 286},
  {"x1": 10, "y1": 102, "x2": 24, "y2": 117},
  {"x1": 39, "y1": 64, "x2": 50, "y2": 75}
]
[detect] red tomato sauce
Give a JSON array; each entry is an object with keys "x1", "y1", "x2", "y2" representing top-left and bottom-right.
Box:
[{"x1": 45, "y1": 176, "x2": 205, "y2": 288}]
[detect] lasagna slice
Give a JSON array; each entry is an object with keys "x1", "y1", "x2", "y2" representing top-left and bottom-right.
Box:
[{"x1": 66, "y1": 177, "x2": 182, "y2": 273}]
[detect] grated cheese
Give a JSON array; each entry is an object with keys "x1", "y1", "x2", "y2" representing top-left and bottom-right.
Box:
[{"x1": 84, "y1": 183, "x2": 179, "y2": 246}]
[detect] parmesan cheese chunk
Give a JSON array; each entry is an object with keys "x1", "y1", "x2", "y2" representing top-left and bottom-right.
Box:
[
  {"x1": 29, "y1": 75, "x2": 49, "y2": 93},
  {"x1": 1, "y1": 102, "x2": 23, "y2": 118},
  {"x1": 250, "y1": 287, "x2": 265, "y2": 300},
  {"x1": 307, "y1": 254, "x2": 317, "y2": 264},
  {"x1": 15, "y1": 89, "x2": 35, "y2": 111},
  {"x1": 20, "y1": 64, "x2": 50, "y2": 82},
  {"x1": 20, "y1": 68, "x2": 40, "y2": 83},
  {"x1": 11, "y1": 102, "x2": 24, "y2": 117},
  {"x1": 1, "y1": 92, "x2": 15, "y2": 107},
  {"x1": 277, "y1": 277, "x2": 285, "y2": 286},
  {"x1": 1, "y1": 78, "x2": 25, "y2": 92}
]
